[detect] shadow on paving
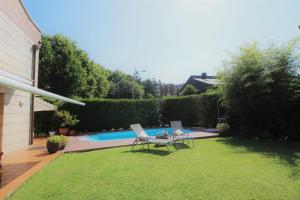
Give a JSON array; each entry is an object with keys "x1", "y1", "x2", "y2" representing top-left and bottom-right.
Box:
[
  {"x1": 216, "y1": 137, "x2": 300, "y2": 178},
  {"x1": 1, "y1": 161, "x2": 40, "y2": 188}
]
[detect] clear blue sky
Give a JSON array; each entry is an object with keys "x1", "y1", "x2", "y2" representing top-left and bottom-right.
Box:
[{"x1": 23, "y1": 0, "x2": 300, "y2": 84}]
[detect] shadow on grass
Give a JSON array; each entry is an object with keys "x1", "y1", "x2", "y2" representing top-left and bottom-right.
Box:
[
  {"x1": 122, "y1": 142, "x2": 192, "y2": 156},
  {"x1": 216, "y1": 137, "x2": 300, "y2": 177},
  {"x1": 173, "y1": 142, "x2": 192, "y2": 150},
  {"x1": 124, "y1": 148, "x2": 172, "y2": 156}
]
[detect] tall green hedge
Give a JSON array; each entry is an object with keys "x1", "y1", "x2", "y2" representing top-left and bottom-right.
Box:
[
  {"x1": 62, "y1": 99, "x2": 160, "y2": 131},
  {"x1": 60, "y1": 95, "x2": 218, "y2": 132},
  {"x1": 160, "y1": 95, "x2": 218, "y2": 127},
  {"x1": 34, "y1": 111, "x2": 57, "y2": 135}
]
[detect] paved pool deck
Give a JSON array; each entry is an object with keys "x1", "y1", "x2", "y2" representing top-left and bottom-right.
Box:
[
  {"x1": 64, "y1": 131, "x2": 219, "y2": 153},
  {"x1": 0, "y1": 138, "x2": 62, "y2": 200}
]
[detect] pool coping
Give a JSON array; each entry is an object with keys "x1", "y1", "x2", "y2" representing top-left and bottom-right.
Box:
[{"x1": 64, "y1": 128, "x2": 219, "y2": 153}]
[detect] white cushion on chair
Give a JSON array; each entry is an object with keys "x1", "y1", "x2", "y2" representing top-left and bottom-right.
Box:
[
  {"x1": 130, "y1": 124, "x2": 149, "y2": 140},
  {"x1": 174, "y1": 129, "x2": 184, "y2": 135}
]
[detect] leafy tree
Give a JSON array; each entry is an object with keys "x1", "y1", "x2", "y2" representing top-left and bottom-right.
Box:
[
  {"x1": 142, "y1": 79, "x2": 159, "y2": 98},
  {"x1": 219, "y1": 39, "x2": 300, "y2": 138},
  {"x1": 108, "y1": 71, "x2": 144, "y2": 99},
  {"x1": 144, "y1": 93, "x2": 154, "y2": 99},
  {"x1": 39, "y1": 34, "x2": 87, "y2": 97},
  {"x1": 76, "y1": 50, "x2": 109, "y2": 98},
  {"x1": 39, "y1": 34, "x2": 109, "y2": 98},
  {"x1": 179, "y1": 84, "x2": 198, "y2": 96}
]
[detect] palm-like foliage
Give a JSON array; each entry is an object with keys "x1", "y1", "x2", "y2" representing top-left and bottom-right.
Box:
[{"x1": 219, "y1": 38, "x2": 300, "y2": 138}]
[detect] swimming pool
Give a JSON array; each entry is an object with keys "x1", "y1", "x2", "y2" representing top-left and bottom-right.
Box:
[{"x1": 81, "y1": 127, "x2": 193, "y2": 142}]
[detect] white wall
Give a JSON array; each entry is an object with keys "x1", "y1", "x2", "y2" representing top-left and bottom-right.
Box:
[
  {"x1": 0, "y1": 9, "x2": 33, "y2": 82},
  {"x1": 0, "y1": 88, "x2": 31, "y2": 153},
  {"x1": 0, "y1": 5, "x2": 37, "y2": 154}
]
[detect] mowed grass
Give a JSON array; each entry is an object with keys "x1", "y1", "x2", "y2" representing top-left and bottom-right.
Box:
[{"x1": 8, "y1": 138, "x2": 300, "y2": 200}]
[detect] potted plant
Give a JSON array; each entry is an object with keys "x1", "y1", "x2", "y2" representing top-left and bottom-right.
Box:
[
  {"x1": 56, "y1": 110, "x2": 79, "y2": 135},
  {"x1": 216, "y1": 123, "x2": 230, "y2": 136},
  {"x1": 48, "y1": 131, "x2": 56, "y2": 136},
  {"x1": 59, "y1": 135, "x2": 68, "y2": 149},
  {"x1": 46, "y1": 136, "x2": 61, "y2": 154},
  {"x1": 67, "y1": 113, "x2": 79, "y2": 136}
]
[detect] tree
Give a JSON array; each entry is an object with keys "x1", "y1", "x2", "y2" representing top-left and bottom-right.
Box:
[
  {"x1": 142, "y1": 79, "x2": 159, "y2": 98},
  {"x1": 179, "y1": 84, "x2": 198, "y2": 96},
  {"x1": 39, "y1": 34, "x2": 109, "y2": 98},
  {"x1": 144, "y1": 93, "x2": 154, "y2": 99},
  {"x1": 133, "y1": 69, "x2": 143, "y2": 83},
  {"x1": 76, "y1": 50, "x2": 110, "y2": 98},
  {"x1": 219, "y1": 39, "x2": 300, "y2": 138},
  {"x1": 108, "y1": 70, "x2": 144, "y2": 99}
]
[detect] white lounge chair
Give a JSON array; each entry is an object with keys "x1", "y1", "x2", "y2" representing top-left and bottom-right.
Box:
[
  {"x1": 170, "y1": 121, "x2": 194, "y2": 148},
  {"x1": 130, "y1": 124, "x2": 174, "y2": 151}
]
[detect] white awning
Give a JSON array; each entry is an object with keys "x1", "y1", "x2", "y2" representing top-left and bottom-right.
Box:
[{"x1": 0, "y1": 74, "x2": 85, "y2": 106}]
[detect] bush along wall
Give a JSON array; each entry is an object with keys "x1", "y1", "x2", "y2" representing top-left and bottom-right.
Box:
[
  {"x1": 160, "y1": 94, "x2": 218, "y2": 127},
  {"x1": 61, "y1": 94, "x2": 218, "y2": 132},
  {"x1": 62, "y1": 98, "x2": 160, "y2": 131},
  {"x1": 34, "y1": 111, "x2": 57, "y2": 135}
]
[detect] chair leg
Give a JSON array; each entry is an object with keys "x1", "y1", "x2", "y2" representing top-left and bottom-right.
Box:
[
  {"x1": 192, "y1": 139, "x2": 195, "y2": 148},
  {"x1": 132, "y1": 139, "x2": 137, "y2": 151},
  {"x1": 175, "y1": 141, "x2": 178, "y2": 151}
]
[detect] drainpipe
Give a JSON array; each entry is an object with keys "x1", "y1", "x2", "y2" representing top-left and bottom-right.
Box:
[{"x1": 29, "y1": 42, "x2": 41, "y2": 145}]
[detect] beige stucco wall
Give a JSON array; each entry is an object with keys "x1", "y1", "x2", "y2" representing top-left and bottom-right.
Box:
[
  {"x1": 0, "y1": 0, "x2": 41, "y2": 154},
  {"x1": 0, "y1": 87, "x2": 31, "y2": 153},
  {"x1": 0, "y1": 0, "x2": 41, "y2": 44}
]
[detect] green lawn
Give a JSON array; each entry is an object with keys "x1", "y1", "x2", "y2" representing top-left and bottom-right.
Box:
[{"x1": 8, "y1": 138, "x2": 300, "y2": 200}]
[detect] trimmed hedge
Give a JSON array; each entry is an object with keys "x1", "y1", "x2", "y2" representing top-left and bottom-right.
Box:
[
  {"x1": 34, "y1": 111, "x2": 57, "y2": 135},
  {"x1": 160, "y1": 95, "x2": 218, "y2": 127},
  {"x1": 62, "y1": 98, "x2": 160, "y2": 131},
  {"x1": 61, "y1": 94, "x2": 218, "y2": 132}
]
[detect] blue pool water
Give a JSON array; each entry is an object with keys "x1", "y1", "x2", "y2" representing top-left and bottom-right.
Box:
[{"x1": 82, "y1": 127, "x2": 193, "y2": 142}]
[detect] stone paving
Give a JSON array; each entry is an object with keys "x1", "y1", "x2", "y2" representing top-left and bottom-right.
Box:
[{"x1": 0, "y1": 138, "x2": 62, "y2": 200}]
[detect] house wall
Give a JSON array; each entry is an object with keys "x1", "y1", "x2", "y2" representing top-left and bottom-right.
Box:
[
  {"x1": 0, "y1": 0, "x2": 41, "y2": 154},
  {"x1": 0, "y1": 87, "x2": 31, "y2": 153}
]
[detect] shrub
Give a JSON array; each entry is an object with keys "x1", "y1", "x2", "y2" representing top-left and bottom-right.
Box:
[
  {"x1": 34, "y1": 111, "x2": 57, "y2": 135},
  {"x1": 59, "y1": 135, "x2": 68, "y2": 149},
  {"x1": 179, "y1": 84, "x2": 198, "y2": 96},
  {"x1": 46, "y1": 136, "x2": 61, "y2": 154},
  {"x1": 219, "y1": 39, "x2": 300, "y2": 138},
  {"x1": 216, "y1": 123, "x2": 230, "y2": 135},
  {"x1": 56, "y1": 110, "x2": 79, "y2": 128}
]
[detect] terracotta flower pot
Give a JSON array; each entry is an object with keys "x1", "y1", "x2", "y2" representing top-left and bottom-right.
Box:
[
  {"x1": 58, "y1": 127, "x2": 69, "y2": 135},
  {"x1": 69, "y1": 129, "x2": 76, "y2": 136}
]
